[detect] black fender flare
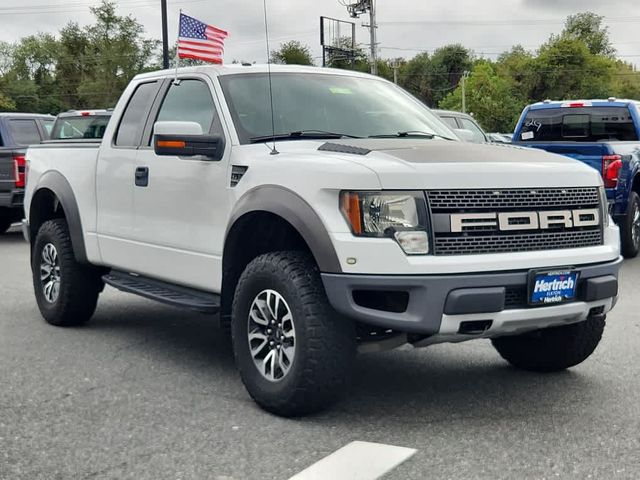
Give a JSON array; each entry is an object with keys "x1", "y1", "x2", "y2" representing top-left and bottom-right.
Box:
[
  {"x1": 30, "y1": 171, "x2": 88, "y2": 264},
  {"x1": 225, "y1": 185, "x2": 343, "y2": 273}
]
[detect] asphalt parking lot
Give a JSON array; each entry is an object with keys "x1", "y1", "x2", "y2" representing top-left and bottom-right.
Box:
[{"x1": 2, "y1": 227, "x2": 640, "y2": 480}]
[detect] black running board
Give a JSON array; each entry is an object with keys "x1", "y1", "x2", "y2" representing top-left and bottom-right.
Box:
[{"x1": 103, "y1": 271, "x2": 220, "y2": 314}]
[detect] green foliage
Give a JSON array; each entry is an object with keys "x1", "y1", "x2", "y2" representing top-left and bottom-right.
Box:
[
  {"x1": 325, "y1": 37, "x2": 369, "y2": 71},
  {"x1": 399, "y1": 45, "x2": 473, "y2": 107},
  {"x1": 0, "y1": 0, "x2": 158, "y2": 114},
  {"x1": 440, "y1": 62, "x2": 522, "y2": 132},
  {"x1": 563, "y1": 12, "x2": 615, "y2": 57},
  {"x1": 271, "y1": 41, "x2": 314, "y2": 66}
]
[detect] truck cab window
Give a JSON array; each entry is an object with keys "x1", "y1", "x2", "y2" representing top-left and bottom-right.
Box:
[
  {"x1": 154, "y1": 79, "x2": 217, "y2": 137},
  {"x1": 10, "y1": 119, "x2": 41, "y2": 145},
  {"x1": 114, "y1": 81, "x2": 159, "y2": 147}
]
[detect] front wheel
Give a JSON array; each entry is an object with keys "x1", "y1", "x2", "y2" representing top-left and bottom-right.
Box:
[
  {"x1": 491, "y1": 315, "x2": 606, "y2": 372},
  {"x1": 32, "y1": 219, "x2": 103, "y2": 326},
  {"x1": 620, "y1": 191, "x2": 640, "y2": 258},
  {"x1": 231, "y1": 251, "x2": 356, "y2": 417}
]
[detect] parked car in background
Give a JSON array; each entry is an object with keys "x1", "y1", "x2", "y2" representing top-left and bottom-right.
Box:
[
  {"x1": 487, "y1": 133, "x2": 512, "y2": 144},
  {"x1": 513, "y1": 99, "x2": 640, "y2": 257},
  {"x1": 0, "y1": 113, "x2": 54, "y2": 234},
  {"x1": 433, "y1": 109, "x2": 488, "y2": 143},
  {"x1": 49, "y1": 109, "x2": 112, "y2": 141}
]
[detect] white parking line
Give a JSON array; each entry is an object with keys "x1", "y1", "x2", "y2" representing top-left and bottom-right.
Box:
[{"x1": 288, "y1": 441, "x2": 417, "y2": 480}]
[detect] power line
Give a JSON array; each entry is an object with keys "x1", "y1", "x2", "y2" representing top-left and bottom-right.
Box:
[{"x1": 378, "y1": 16, "x2": 640, "y2": 27}]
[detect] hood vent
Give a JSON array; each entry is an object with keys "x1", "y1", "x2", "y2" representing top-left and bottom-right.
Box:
[
  {"x1": 318, "y1": 142, "x2": 371, "y2": 156},
  {"x1": 230, "y1": 165, "x2": 248, "y2": 187}
]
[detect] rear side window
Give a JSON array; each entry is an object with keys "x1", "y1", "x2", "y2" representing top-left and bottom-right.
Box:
[
  {"x1": 459, "y1": 117, "x2": 487, "y2": 143},
  {"x1": 440, "y1": 116, "x2": 459, "y2": 130},
  {"x1": 42, "y1": 120, "x2": 54, "y2": 137},
  {"x1": 155, "y1": 79, "x2": 217, "y2": 134},
  {"x1": 115, "y1": 81, "x2": 159, "y2": 147},
  {"x1": 10, "y1": 119, "x2": 42, "y2": 145},
  {"x1": 520, "y1": 107, "x2": 638, "y2": 142},
  {"x1": 52, "y1": 116, "x2": 111, "y2": 140}
]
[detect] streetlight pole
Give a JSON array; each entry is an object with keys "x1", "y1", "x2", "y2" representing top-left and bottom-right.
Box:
[{"x1": 161, "y1": 0, "x2": 170, "y2": 69}]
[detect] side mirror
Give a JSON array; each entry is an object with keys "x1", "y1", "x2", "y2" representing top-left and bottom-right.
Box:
[
  {"x1": 153, "y1": 121, "x2": 224, "y2": 161},
  {"x1": 453, "y1": 128, "x2": 477, "y2": 143}
]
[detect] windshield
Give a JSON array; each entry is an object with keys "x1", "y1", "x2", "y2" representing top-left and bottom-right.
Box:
[
  {"x1": 520, "y1": 106, "x2": 638, "y2": 142},
  {"x1": 219, "y1": 72, "x2": 456, "y2": 144},
  {"x1": 51, "y1": 115, "x2": 111, "y2": 140}
]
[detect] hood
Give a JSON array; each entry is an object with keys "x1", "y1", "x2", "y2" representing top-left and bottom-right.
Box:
[{"x1": 310, "y1": 139, "x2": 603, "y2": 190}]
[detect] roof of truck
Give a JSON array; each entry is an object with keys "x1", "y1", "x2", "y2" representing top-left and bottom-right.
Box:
[
  {"x1": 0, "y1": 112, "x2": 54, "y2": 118},
  {"x1": 528, "y1": 99, "x2": 640, "y2": 110},
  {"x1": 133, "y1": 64, "x2": 379, "y2": 81}
]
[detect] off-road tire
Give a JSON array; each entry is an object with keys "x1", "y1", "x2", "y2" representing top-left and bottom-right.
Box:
[
  {"x1": 492, "y1": 315, "x2": 606, "y2": 372},
  {"x1": 32, "y1": 219, "x2": 103, "y2": 326},
  {"x1": 620, "y1": 191, "x2": 640, "y2": 258},
  {"x1": 231, "y1": 251, "x2": 356, "y2": 417}
]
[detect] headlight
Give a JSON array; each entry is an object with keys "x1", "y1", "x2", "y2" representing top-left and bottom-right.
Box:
[{"x1": 340, "y1": 191, "x2": 430, "y2": 255}]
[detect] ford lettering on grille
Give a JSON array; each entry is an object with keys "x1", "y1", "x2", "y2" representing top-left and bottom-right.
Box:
[
  {"x1": 449, "y1": 209, "x2": 600, "y2": 233},
  {"x1": 427, "y1": 188, "x2": 604, "y2": 256}
]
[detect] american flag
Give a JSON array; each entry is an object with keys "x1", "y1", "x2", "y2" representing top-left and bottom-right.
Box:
[{"x1": 178, "y1": 13, "x2": 228, "y2": 64}]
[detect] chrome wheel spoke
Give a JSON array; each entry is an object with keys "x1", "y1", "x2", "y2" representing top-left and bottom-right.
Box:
[
  {"x1": 248, "y1": 330, "x2": 269, "y2": 356},
  {"x1": 247, "y1": 289, "x2": 296, "y2": 382}
]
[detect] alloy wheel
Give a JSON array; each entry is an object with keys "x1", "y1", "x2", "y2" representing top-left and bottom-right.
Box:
[
  {"x1": 40, "y1": 243, "x2": 61, "y2": 303},
  {"x1": 247, "y1": 289, "x2": 296, "y2": 382}
]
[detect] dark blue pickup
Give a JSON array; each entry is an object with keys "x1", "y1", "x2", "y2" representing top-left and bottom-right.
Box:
[{"x1": 513, "y1": 99, "x2": 640, "y2": 258}]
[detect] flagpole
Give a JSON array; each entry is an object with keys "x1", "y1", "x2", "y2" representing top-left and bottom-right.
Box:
[
  {"x1": 174, "y1": 9, "x2": 182, "y2": 84},
  {"x1": 161, "y1": 0, "x2": 169, "y2": 69}
]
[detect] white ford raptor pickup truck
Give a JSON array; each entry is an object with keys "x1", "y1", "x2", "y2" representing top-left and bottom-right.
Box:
[{"x1": 23, "y1": 65, "x2": 622, "y2": 416}]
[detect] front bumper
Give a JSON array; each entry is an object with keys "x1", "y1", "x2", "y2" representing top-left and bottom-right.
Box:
[{"x1": 322, "y1": 257, "x2": 622, "y2": 338}]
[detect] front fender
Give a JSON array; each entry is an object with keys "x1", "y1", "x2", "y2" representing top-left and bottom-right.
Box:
[{"x1": 226, "y1": 185, "x2": 342, "y2": 273}]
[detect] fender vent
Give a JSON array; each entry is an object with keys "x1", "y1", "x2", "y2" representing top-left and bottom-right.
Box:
[
  {"x1": 230, "y1": 165, "x2": 248, "y2": 187},
  {"x1": 318, "y1": 142, "x2": 371, "y2": 156}
]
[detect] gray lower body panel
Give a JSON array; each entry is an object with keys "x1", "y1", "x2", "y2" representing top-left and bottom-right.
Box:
[{"x1": 321, "y1": 257, "x2": 622, "y2": 335}]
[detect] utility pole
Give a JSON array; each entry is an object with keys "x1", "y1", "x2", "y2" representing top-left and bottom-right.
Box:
[
  {"x1": 161, "y1": 0, "x2": 170, "y2": 69},
  {"x1": 461, "y1": 71, "x2": 470, "y2": 113},
  {"x1": 392, "y1": 60, "x2": 399, "y2": 84},
  {"x1": 344, "y1": 0, "x2": 378, "y2": 76},
  {"x1": 369, "y1": 0, "x2": 378, "y2": 76}
]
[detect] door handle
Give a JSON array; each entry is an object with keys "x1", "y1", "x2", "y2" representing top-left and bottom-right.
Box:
[{"x1": 135, "y1": 167, "x2": 149, "y2": 187}]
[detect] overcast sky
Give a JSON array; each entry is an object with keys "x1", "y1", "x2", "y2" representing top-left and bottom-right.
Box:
[{"x1": 0, "y1": 0, "x2": 638, "y2": 66}]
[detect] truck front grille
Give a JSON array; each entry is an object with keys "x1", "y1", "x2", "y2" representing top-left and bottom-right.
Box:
[
  {"x1": 427, "y1": 187, "x2": 600, "y2": 210},
  {"x1": 427, "y1": 187, "x2": 603, "y2": 256}
]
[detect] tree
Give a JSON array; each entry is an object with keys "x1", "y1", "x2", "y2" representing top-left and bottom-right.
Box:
[
  {"x1": 563, "y1": 12, "x2": 615, "y2": 57},
  {"x1": 77, "y1": 1, "x2": 158, "y2": 108},
  {"x1": 440, "y1": 62, "x2": 522, "y2": 132},
  {"x1": 271, "y1": 41, "x2": 314, "y2": 66},
  {"x1": 400, "y1": 52, "x2": 432, "y2": 103},
  {"x1": 326, "y1": 36, "x2": 368, "y2": 71},
  {"x1": 428, "y1": 45, "x2": 473, "y2": 106},
  {"x1": 528, "y1": 35, "x2": 614, "y2": 101}
]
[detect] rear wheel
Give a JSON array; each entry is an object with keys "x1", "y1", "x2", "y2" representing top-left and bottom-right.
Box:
[
  {"x1": 32, "y1": 219, "x2": 103, "y2": 326},
  {"x1": 231, "y1": 251, "x2": 356, "y2": 417},
  {"x1": 491, "y1": 315, "x2": 605, "y2": 372},
  {"x1": 620, "y1": 191, "x2": 640, "y2": 258}
]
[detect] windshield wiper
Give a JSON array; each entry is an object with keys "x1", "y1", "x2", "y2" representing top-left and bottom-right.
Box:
[
  {"x1": 369, "y1": 131, "x2": 455, "y2": 141},
  {"x1": 250, "y1": 130, "x2": 363, "y2": 144}
]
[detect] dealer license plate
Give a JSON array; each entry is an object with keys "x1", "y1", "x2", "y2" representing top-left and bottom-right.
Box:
[{"x1": 528, "y1": 270, "x2": 579, "y2": 306}]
